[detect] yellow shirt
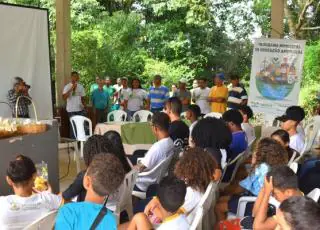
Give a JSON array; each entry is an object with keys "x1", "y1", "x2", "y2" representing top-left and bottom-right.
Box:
[{"x1": 209, "y1": 85, "x2": 228, "y2": 113}]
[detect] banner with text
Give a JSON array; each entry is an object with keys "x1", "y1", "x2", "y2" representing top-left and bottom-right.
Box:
[{"x1": 248, "y1": 38, "x2": 306, "y2": 118}]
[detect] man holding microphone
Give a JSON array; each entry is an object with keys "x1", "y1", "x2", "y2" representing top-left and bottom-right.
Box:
[{"x1": 62, "y1": 71, "x2": 86, "y2": 138}]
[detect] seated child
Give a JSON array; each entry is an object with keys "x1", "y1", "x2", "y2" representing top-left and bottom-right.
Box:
[
  {"x1": 222, "y1": 109, "x2": 248, "y2": 160},
  {"x1": 185, "y1": 104, "x2": 201, "y2": 135},
  {"x1": 123, "y1": 176, "x2": 189, "y2": 230},
  {"x1": 215, "y1": 138, "x2": 288, "y2": 226},
  {"x1": 251, "y1": 166, "x2": 303, "y2": 229},
  {"x1": 189, "y1": 117, "x2": 232, "y2": 168},
  {"x1": 62, "y1": 135, "x2": 113, "y2": 202},
  {"x1": 222, "y1": 109, "x2": 248, "y2": 182},
  {"x1": 0, "y1": 155, "x2": 61, "y2": 229},
  {"x1": 143, "y1": 147, "x2": 220, "y2": 224},
  {"x1": 271, "y1": 129, "x2": 300, "y2": 163},
  {"x1": 134, "y1": 112, "x2": 174, "y2": 192},
  {"x1": 239, "y1": 105, "x2": 256, "y2": 144},
  {"x1": 164, "y1": 97, "x2": 190, "y2": 147},
  {"x1": 55, "y1": 153, "x2": 125, "y2": 229},
  {"x1": 275, "y1": 196, "x2": 320, "y2": 230},
  {"x1": 276, "y1": 106, "x2": 305, "y2": 153}
]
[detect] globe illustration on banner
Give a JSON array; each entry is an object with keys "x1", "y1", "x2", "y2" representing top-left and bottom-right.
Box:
[{"x1": 255, "y1": 56, "x2": 298, "y2": 100}]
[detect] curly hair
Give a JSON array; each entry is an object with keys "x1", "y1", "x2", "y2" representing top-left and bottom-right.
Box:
[
  {"x1": 83, "y1": 135, "x2": 111, "y2": 167},
  {"x1": 252, "y1": 137, "x2": 288, "y2": 170},
  {"x1": 86, "y1": 153, "x2": 125, "y2": 196},
  {"x1": 174, "y1": 147, "x2": 217, "y2": 193}
]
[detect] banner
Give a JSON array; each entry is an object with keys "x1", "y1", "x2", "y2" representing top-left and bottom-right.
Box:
[
  {"x1": 248, "y1": 38, "x2": 306, "y2": 119},
  {"x1": 0, "y1": 4, "x2": 52, "y2": 119}
]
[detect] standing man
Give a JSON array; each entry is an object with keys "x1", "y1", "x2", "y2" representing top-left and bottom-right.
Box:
[
  {"x1": 104, "y1": 77, "x2": 115, "y2": 112},
  {"x1": 208, "y1": 73, "x2": 228, "y2": 114},
  {"x1": 62, "y1": 71, "x2": 86, "y2": 138},
  {"x1": 119, "y1": 77, "x2": 131, "y2": 112},
  {"x1": 91, "y1": 79, "x2": 109, "y2": 123},
  {"x1": 192, "y1": 77, "x2": 211, "y2": 115},
  {"x1": 89, "y1": 76, "x2": 100, "y2": 96},
  {"x1": 147, "y1": 75, "x2": 169, "y2": 113},
  {"x1": 113, "y1": 77, "x2": 122, "y2": 107},
  {"x1": 7, "y1": 77, "x2": 32, "y2": 118},
  {"x1": 173, "y1": 78, "x2": 191, "y2": 112},
  {"x1": 227, "y1": 74, "x2": 248, "y2": 109}
]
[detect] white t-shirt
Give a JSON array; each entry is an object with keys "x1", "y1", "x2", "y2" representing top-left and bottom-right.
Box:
[
  {"x1": 119, "y1": 88, "x2": 131, "y2": 110},
  {"x1": 0, "y1": 192, "x2": 61, "y2": 230},
  {"x1": 63, "y1": 83, "x2": 86, "y2": 112},
  {"x1": 241, "y1": 123, "x2": 255, "y2": 144},
  {"x1": 290, "y1": 133, "x2": 305, "y2": 153},
  {"x1": 127, "y1": 88, "x2": 148, "y2": 112},
  {"x1": 141, "y1": 137, "x2": 174, "y2": 170},
  {"x1": 192, "y1": 87, "x2": 211, "y2": 114},
  {"x1": 157, "y1": 214, "x2": 190, "y2": 230},
  {"x1": 181, "y1": 187, "x2": 203, "y2": 224}
]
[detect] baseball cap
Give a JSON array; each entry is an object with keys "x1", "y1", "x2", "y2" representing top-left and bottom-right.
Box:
[
  {"x1": 179, "y1": 78, "x2": 187, "y2": 84},
  {"x1": 154, "y1": 75, "x2": 162, "y2": 81},
  {"x1": 121, "y1": 77, "x2": 128, "y2": 81},
  {"x1": 276, "y1": 106, "x2": 305, "y2": 122},
  {"x1": 215, "y1": 73, "x2": 225, "y2": 81}
]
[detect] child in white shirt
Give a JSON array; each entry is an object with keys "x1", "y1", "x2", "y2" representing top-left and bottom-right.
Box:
[{"x1": 0, "y1": 155, "x2": 61, "y2": 230}]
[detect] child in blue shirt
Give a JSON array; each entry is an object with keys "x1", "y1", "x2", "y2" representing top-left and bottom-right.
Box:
[
  {"x1": 55, "y1": 154, "x2": 125, "y2": 230},
  {"x1": 214, "y1": 138, "x2": 288, "y2": 227},
  {"x1": 222, "y1": 109, "x2": 248, "y2": 182}
]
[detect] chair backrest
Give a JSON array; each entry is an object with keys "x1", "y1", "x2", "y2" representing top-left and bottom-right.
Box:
[
  {"x1": 132, "y1": 110, "x2": 153, "y2": 122},
  {"x1": 107, "y1": 110, "x2": 127, "y2": 122},
  {"x1": 222, "y1": 151, "x2": 245, "y2": 184},
  {"x1": 136, "y1": 150, "x2": 174, "y2": 190},
  {"x1": 289, "y1": 162, "x2": 298, "y2": 173},
  {"x1": 23, "y1": 210, "x2": 57, "y2": 230},
  {"x1": 204, "y1": 112, "x2": 222, "y2": 119},
  {"x1": 302, "y1": 116, "x2": 320, "y2": 155},
  {"x1": 70, "y1": 115, "x2": 93, "y2": 141},
  {"x1": 307, "y1": 188, "x2": 320, "y2": 202},
  {"x1": 190, "y1": 182, "x2": 218, "y2": 230},
  {"x1": 116, "y1": 169, "x2": 138, "y2": 212}
]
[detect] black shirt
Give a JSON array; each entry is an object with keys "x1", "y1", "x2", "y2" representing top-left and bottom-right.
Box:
[
  {"x1": 169, "y1": 120, "x2": 189, "y2": 147},
  {"x1": 62, "y1": 171, "x2": 86, "y2": 202}
]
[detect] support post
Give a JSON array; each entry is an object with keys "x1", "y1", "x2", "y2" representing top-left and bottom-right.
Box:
[
  {"x1": 55, "y1": 0, "x2": 71, "y2": 107},
  {"x1": 271, "y1": 0, "x2": 284, "y2": 38}
]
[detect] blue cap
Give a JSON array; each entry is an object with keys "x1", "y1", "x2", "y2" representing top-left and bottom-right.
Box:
[{"x1": 215, "y1": 73, "x2": 225, "y2": 80}]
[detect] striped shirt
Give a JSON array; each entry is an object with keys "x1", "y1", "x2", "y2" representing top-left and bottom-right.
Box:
[
  {"x1": 148, "y1": 86, "x2": 169, "y2": 109},
  {"x1": 227, "y1": 84, "x2": 248, "y2": 109}
]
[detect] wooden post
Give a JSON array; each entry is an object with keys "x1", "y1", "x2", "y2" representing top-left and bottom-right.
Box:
[
  {"x1": 271, "y1": 0, "x2": 284, "y2": 38},
  {"x1": 55, "y1": 0, "x2": 71, "y2": 107}
]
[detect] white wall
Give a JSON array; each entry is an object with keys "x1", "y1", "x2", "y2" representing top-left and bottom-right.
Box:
[{"x1": 0, "y1": 4, "x2": 53, "y2": 119}]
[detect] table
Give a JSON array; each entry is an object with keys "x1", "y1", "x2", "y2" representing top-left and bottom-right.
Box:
[
  {"x1": 0, "y1": 121, "x2": 59, "y2": 195},
  {"x1": 94, "y1": 122, "x2": 156, "y2": 155}
]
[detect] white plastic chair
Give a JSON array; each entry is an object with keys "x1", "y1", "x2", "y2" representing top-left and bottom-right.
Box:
[
  {"x1": 132, "y1": 152, "x2": 174, "y2": 199},
  {"x1": 132, "y1": 110, "x2": 153, "y2": 122},
  {"x1": 114, "y1": 169, "x2": 138, "y2": 225},
  {"x1": 219, "y1": 151, "x2": 246, "y2": 189},
  {"x1": 204, "y1": 112, "x2": 222, "y2": 119},
  {"x1": 107, "y1": 110, "x2": 127, "y2": 122},
  {"x1": 308, "y1": 188, "x2": 320, "y2": 202},
  {"x1": 70, "y1": 115, "x2": 93, "y2": 158},
  {"x1": 23, "y1": 210, "x2": 57, "y2": 230},
  {"x1": 190, "y1": 182, "x2": 218, "y2": 230},
  {"x1": 289, "y1": 162, "x2": 298, "y2": 173}
]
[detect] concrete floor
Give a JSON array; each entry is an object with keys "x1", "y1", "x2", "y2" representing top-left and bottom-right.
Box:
[{"x1": 58, "y1": 148, "x2": 85, "y2": 192}]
